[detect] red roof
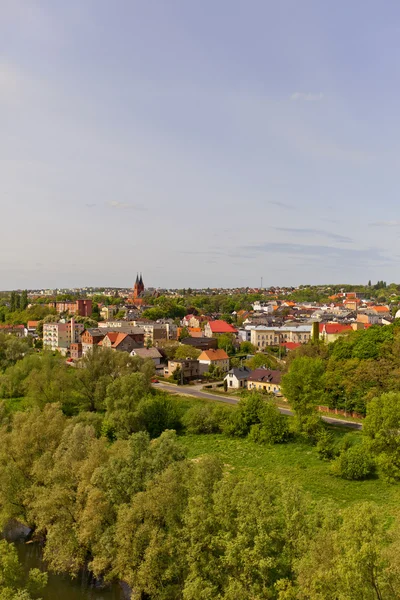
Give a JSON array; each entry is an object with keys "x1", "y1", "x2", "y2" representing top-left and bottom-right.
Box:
[
  {"x1": 0, "y1": 324, "x2": 24, "y2": 329},
  {"x1": 280, "y1": 342, "x2": 301, "y2": 350},
  {"x1": 207, "y1": 320, "x2": 237, "y2": 334},
  {"x1": 319, "y1": 323, "x2": 352, "y2": 335}
]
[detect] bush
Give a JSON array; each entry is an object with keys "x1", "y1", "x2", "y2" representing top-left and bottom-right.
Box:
[
  {"x1": 331, "y1": 444, "x2": 375, "y2": 480},
  {"x1": 135, "y1": 395, "x2": 182, "y2": 438},
  {"x1": 183, "y1": 404, "x2": 230, "y2": 434},
  {"x1": 222, "y1": 393, "x2": 290, "y2": 444},
  {"x1": 249, "y1": 403, "x2": 290, "y2": 445},
  {"x1": 316, "y1": 429, "x2": 337, "y2": 460}
]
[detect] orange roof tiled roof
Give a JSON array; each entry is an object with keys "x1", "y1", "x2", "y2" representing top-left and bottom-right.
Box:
[
  {"x1": 198, "y1": 348, "x2": 229, "y2": 361},
  {"x1": 371, "y1": 306, "x2": 390, "y2": 313}
]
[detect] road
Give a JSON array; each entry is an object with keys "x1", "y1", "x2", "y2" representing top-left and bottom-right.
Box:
[{"x1": 155, "y1": 382, "x2": 362, "y2": 430}]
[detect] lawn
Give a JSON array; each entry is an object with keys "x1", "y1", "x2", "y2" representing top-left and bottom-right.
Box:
[{"x1": 178, "y1": 428, "x2": 400, "y2": 510}]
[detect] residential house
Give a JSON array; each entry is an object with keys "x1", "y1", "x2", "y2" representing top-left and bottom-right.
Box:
[
  {"x1": 182, "y1": 314, "x2": 201, "y2": 328},
  {"x1": 357, "y1": 313, "x2": 379, "y2": 325},
  {"x1": 0, "y1": 324, "x2": 25, "y2": 337},
  {"x1": 100, "y1": 305, "x2": 117, "y2": 320},
  {"x1": 247, "y1": 368, "x2": 282, "y2": 394},
  {"x1": 204, "y1": 320, "x2": 237, "y2": 338},
  {"x1": 370, "y1": 306, "x2": 391, "y2": 318},
  {"x1": 179, "y1": 337, "x2": 218, "y2": 351},
  {"x1": 25, "y1": 321, "x2": 39, "y2": 337},
  {"x1": 80, "y1": 328, "x2": 106, "y2": 356},
  {"x1": 198, "y1": 348, "x2": 230, "y2": 374},
  {"x1": 164, "y1": 359, "x2": 200, "y2": 381},
  {"x1": 70, "y1": 343, "x2": 83, "y2": 360},
  {"x1": 130, "y1": 347, "x2": 163, "y2": 366},
  {"x1": 99, "y1": 331, "x2": 144, "y2": 353},
  {"x1": 318, "y1": 323, "x2": 352, "y2": 344},
  {"x1": 224, "y1": 367, "x2": 251, "y2": 389}
]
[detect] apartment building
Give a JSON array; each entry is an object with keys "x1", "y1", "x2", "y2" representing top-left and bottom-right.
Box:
[
  {"x1": 43, "y1": 319, "x2": 84, "y2": 352},
  {"x1": 53, "y1": 299, "x2": 92, "y2": 317},
  {"x1": 250, "y1": 325, "x2": 312, "y2": 348}
]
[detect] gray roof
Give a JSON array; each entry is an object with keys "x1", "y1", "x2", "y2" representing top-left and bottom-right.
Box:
[
  {"x1": 131, "y1": 347, "x2": 162, "y2": 359},
  {"x1": 226, "y1": 367, "x2": 251, "y2": 379}
]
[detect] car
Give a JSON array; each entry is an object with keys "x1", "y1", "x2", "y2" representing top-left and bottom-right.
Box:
[{"x1": 151, "y1": 378, "x2": 159, "y2": 383}]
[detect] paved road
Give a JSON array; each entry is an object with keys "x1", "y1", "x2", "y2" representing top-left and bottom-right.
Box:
[{"x1": 155, "y1": 382, "x2": 362, "y2": 430}]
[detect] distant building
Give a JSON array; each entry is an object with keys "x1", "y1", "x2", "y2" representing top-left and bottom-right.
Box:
[
  {"x1": 250, "y1": 325, "x2": 311, "y2": 348},
  {"x1": 164, "y1": 359, "x2": 200, "y2": 381},
  {"x1": 70, "y1": 343, "x2": 83, "y2": 360},
  {"x1": 247, "y1": 368, "x2": 282, "y2": 394},
  {"x1": 0, "y1": 324, "x2": 25, "y2": 337},
  {"x1": 43, "y1": 319, "x2": 84, "y2": 352},
  {"x1": 53, "y1": 299, "x2": 92, "y2": 317},
  {"x1": 99, "y1": 331, "x2": 144, "y2": 353},
  {"x1": 198, "y1": 348, "x2": 230, "y2": 374},
  {"x1": 204, "y1": 320, "x2": 237, "y2": 338},
  {"x1": 224, "y1": 367, "x2": 251, "y2": 389},
  {"x1": 100, "y1": 305, "x2": 117, "y2": 320},
  {"x1": 80, "y1": 328, "x2": 106, "y2": 355},
  {"x1": 130, "y1": 347, "x2": 163, "y2": 366},
  {"x1": 179, "y1": 337, "x2": 218, "y2": 351}
]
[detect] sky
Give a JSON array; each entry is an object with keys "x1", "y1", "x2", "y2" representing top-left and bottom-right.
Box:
[{"x1": 2, "y1": 1, "x2": 400, "y2": 290}]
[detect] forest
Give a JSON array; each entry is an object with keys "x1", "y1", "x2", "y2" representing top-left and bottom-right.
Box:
[{"x1": 1, "y1": 333, "x2": 400, "y2": 599}]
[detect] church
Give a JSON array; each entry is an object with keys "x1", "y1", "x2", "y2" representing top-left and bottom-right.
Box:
[{"x1": 131, "y1": 273, "x2": 145, "y2": 306}]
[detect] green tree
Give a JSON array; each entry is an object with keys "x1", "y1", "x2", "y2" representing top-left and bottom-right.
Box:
[
  {"x1": 174, "y1": 345, "x2": 201, "y2": 360},
  {"x1": 217, "y1": 333, "x2": 236, "y2": 356},
  {"x1": 331, "y1": 444, "x2": 375, "y2": 480},
  {"x1": 0, "y1": 539, "x2": 47, "y2": 600},
  {"x1": 20, "y1": 290, "x2": 28, "y2": 311},
  {"x1": 281, "y1": 357, "x2": 325, "y2": 438},
  {"x1": 363, "y1": 391, "x2": 400, "y2": 482}
]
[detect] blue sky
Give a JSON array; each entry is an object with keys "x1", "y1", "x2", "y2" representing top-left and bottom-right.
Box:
[{"x1": 2, "y1": 0, "x2": 400, "y2": 289}]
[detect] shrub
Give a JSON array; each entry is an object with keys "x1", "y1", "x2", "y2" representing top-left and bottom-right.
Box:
[
  {"x1": 331, "y1": 444, "x2": 375, "y2": 480},
  {"x1": 135, "y1": 395, "x2": 182, "y2": 438},
  {"x1": 223, "y1": 393, "x2": 290, "y2": 443},
  {"x1": 316, "y1": 429, "x2": 337, "y2": 460},
  {"x1": 183, "y1": 404, "x2": 230, "y2": 434},
  {"x1": 249, "y1": 403, "x2": 290, "y2": 445}
]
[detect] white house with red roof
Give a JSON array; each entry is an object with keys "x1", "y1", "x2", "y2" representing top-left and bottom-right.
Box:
[
  {"x1": 204, "y1": 320, "x2": 237, "y2": 338},
  {"x1": 319, "y1": 323, "x2": 352, "y2": 344}
]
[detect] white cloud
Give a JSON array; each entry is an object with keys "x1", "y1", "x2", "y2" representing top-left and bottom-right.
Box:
[
  {"x1": 291, "y1": 92, "x2": 324, "y2": 101},
  {"x1": 369, "y1": 220, "x2": 400, "y2": 227}
]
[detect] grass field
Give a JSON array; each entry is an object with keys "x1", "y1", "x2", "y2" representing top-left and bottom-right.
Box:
[{"x1": 178, "y1": 427, "x2": 400, "y2": 510}]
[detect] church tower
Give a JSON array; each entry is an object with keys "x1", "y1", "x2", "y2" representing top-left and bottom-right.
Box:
[{"x1": 133, "y1": 273, "x2": 144, "y2": 299}]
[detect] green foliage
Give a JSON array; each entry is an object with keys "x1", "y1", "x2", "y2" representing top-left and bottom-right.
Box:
[
  {"x1": 217, "y1": 333, "x2": 236, "y2": 355},
  {"x1": 331, "y1": 444, "x2": 375, "y2": 480},
  {"x1": 174, "y1": 344, "x2": 201, "y2": 360},
  {"x1": 224, "y1": 392, "x2": 289, "y2": 444},
  {"x1": 316, "y1": 428, "x2": 337, "y2": 460},
  {"x1": 282, "y1": 356, "x2": 324, "y2": 438},
  {"x1": 239, "y1": 341, "x2": 257, "y2": 354},
  {"x1": 183, "y1": 403, "x2": 231, "y2": 434},
  {"x1": 0, "y1": 539, "x2": 47, "y2": 600},
  {"x1": 245, "y1": 351, "x2": 279, "y2": 371},
  {"x1": 135, "y1": 394, "x2": 183, "y2": 438},
  {"x1": 363, "y1": 391, "x2": 400, "y2": 482}
]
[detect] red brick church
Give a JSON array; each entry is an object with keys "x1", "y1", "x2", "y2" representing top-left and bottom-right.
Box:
[{"x1": 131, "y1": 273, "x2": 145, "y2": 306}]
